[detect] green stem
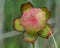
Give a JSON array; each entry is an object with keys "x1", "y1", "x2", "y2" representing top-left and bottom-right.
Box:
[
  {"x1": 51, "y1": 32, "x2": 58, "y2": 48},
  {"x1": 32, "y1": 43, "x2": 35, "y2": 48}
]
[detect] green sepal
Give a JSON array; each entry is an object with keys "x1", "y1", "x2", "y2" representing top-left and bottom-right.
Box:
[
  {"x1": 41, "y1": 7, "x2": 51, "y2": 20},
  {"x1": 21, "y1": 2, "x2": 33, "y2": 14},
  {"x1": 23, "y1": 32, "x2": 37, "y2": 43},
  {"x1": 38, "y1": 24, "x2": 53, "y2": 39},
  {"x1": 13, "y1": 18, "x2": 24, "y2": 32}
]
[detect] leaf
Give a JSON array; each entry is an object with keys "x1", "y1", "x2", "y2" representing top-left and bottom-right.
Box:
[
  {"x1": 4, "y1": 0, "x2": 30, "y2": 48},
  {"x1": 32, "y1": 0, "x2": 45, "y2": 8},
  {"x1": 4, "y1": 35, "x2": 24, "y2": 48}
]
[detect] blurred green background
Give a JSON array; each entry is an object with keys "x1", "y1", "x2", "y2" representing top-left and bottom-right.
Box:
[{"x1": 0, "y1": 0, "x2": 60, "y2": 48}]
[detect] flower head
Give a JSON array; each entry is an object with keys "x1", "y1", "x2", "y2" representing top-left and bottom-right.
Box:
[
  {"x1": 13, "y1": 2, "x2": 53, "y2": 43},
  {"x1": 20, "y1": 8, "x2": 46, "y2": 34}
]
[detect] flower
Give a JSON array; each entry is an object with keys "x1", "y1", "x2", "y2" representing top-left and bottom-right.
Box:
[
  {"x1": 20, "y1": 8, "x2": 46, "y2": 34},
  {"x1": 13, "y1": 2, "x2": 53, "y2": 43}
]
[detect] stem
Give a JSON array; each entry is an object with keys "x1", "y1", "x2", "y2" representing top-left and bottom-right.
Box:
[
  {"x1": 32, "y1": 43, "x2": 35, "y2": 48},
  {"x1": 51, "y1": 32, "x2": 58, "y2": 48}
]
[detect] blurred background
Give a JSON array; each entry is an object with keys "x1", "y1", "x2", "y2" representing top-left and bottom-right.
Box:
[{"x1": 0, "y1": 0, "x2": 60, "y2": 48}]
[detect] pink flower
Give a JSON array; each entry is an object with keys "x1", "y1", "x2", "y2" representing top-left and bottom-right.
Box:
[
  {"x1": 20, "y1": 8, "x2": 47, "y2": 34},
  {"x1": 13, "y1": 2, "x2": 53, "y2": 43}
]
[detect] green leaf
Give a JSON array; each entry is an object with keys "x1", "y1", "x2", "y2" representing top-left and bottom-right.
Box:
[
  {"x1": 4, "y1": 0, "x2": 31, "y2": 48},
  {"x1": 32, "y1": 0, "x2": 45, "y2": 8},
  {"x1": 4, "y1": 34, "x2": 24, "y2": 48}
]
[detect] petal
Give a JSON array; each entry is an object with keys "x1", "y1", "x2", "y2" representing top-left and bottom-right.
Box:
[
  {"x1": 38, "y1": 24, "x2": 53, "y2": 39},
  {"x1": 41, "y1": 7, "x2": 51, "y2": 20},
  {"x1": 13, "y1": 18, "x2": 24, "y2": 32},
  {"x1": 23, "y1": 32, "x2": 37, "y2": 43},
  {"x1": 21, "y1": 2, "x2": 33, "y2": 14}
]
